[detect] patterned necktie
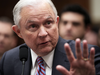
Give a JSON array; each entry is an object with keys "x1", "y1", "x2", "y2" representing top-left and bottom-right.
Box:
[{"x1": 36, "y1": 56, "x2": 46, "y2": 75}]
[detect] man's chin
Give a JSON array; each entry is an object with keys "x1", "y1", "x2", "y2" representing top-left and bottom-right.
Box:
[{"x1": 64, "y1": 37, "x2": 74, "y2": 40}]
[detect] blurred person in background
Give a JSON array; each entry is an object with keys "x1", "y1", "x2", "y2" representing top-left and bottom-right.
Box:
[
  {"x1": 58, "y1": 4, "x2": 91, "y2": 40},
  {"x1": 97, "y1": 26, "x2": 100, "y2": 47},
  {"x1": 0, "y1": 17, "x2": 18, "y2": 59},
  {"x1": 58, "y1": 4, "x2": 99, "y2": 46},
  {"x1": 83, "y1": 26, "x2": 99, "y2": 46}
]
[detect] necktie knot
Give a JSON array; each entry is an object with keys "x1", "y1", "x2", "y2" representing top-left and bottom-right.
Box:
[{"x1": 36, "y1": 56, "x2": 44, "y2": 66}]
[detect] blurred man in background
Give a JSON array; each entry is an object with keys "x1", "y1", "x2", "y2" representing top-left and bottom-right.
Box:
[
  {"x1": 84, "y1": 26, "x2": 99, "y2": 46},
  {"x1": 59, "y1": 4, "x2": 91, "y2": 40},
  {"x1": 58, "y1": 4, "x2": 100, "y2": 46},
  {"x1": 0, "y1": 17, "x2": 17, "y2": 59},
  {"x1": 97, "y1": 26, "x2": 100, "y2": 47}
]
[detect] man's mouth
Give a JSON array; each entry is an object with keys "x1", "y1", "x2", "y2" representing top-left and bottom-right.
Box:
[
  {"x1": 39, "y1": 41, "x2": 49, "y2": 45},
  {"x1": 66, "y1": 33, "x2": 72, "y2": 37}
]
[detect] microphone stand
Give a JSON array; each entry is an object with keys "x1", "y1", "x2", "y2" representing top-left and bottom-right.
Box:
[
  {"x1": 21, "y1": 59, "x2": 26, "y2": 75},
  {"x1": 19, "y1": 45, "x2": 28, "y2": 75}
]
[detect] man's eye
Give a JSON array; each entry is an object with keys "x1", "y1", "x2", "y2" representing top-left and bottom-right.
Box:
[
  {"x1": 47, "y1": 21, "x2": 51, "y2": 25},
  {"x1": 27, "y1": 24, "x2": 38, "y2": 32},
  {"x1": 61, "y1": 21, "x2": 67, "y2": 25},
  {"x1": 63, "y1": 21, "x2": 67, "y2": 25},
  {"x1": 73, "y1": 22, "x2": 80, "y2": 26},
  {"x1": 31, "y1": 25, "x2": 35, "y2": 28},
  {"x1": 5, "y1": 35, "x2": 10, "y2": 38},
  {"x1": 30, "y1": 24, "x2": 36, "y2": 28}
]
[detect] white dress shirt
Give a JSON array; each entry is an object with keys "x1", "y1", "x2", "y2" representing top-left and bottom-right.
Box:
[{"x1": 30, "y1": 49, "x2": 55, "y2": 75}]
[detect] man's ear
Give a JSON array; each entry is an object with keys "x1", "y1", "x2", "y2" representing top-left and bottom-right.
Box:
[
  {"x1": 56, "y1": 16, "x2": 59, "y2": 24},
  {"x1": 12, "y1": 25, "x2": 23, "y2": 39}
]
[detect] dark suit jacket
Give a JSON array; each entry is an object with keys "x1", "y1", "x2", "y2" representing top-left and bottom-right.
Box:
[{"x1": 0, "y1": 37, "x2": 100, "y2": 75}]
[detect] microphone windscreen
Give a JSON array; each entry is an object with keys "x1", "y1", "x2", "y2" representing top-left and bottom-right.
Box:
[{"x1": 19, "y1": 45, "x2": 28, "y2": 61}]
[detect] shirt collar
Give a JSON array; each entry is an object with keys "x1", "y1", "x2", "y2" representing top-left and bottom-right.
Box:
[
  {"x1": 31, "y1": 49, "x2": 55, "y2": 69},
  {"x1": 31, "y1": 49, "x2": 38, "y2": 68}
]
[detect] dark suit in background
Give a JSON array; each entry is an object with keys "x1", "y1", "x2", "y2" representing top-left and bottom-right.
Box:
[{"x1": 0, "y1": 37, "x2": 100, "y2": 75}]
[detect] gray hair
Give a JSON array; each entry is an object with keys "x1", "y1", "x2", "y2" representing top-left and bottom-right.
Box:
[{"x1": 13, "y1": 0, "x2": 58, "y2": 26}]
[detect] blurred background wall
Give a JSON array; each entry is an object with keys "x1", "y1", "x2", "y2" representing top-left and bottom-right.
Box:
[{"x1": 90, "y1": 0, "x2": 100, "y2": 25}]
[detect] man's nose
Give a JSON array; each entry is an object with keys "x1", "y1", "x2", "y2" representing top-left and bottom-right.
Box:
[
  {"x1": 38, "y1": 27, "x2": 48, "y2": 38},
  {"x1": 66, "y1": 24, "x2": 72, "y2": 30}
]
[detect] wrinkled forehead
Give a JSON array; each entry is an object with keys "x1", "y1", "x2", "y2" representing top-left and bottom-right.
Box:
[
  {"x1": 19, "y1": 3, "x2": 56, "y2": 25},
  {"x1": 21, "y1": 4, "x2": 55, "y2": 18}
]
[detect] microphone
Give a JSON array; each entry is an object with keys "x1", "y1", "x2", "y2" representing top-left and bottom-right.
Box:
[{"x1": 19, "y1": 45, "x2": 28, "y2": 75}]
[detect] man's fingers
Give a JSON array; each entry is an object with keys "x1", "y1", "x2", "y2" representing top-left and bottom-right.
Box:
[
  {"x1": 90, "y1": 47, "x2": 95, "y2": 65},
  {"x1": 56, "y1": 65, "x2": 70, "y2": 75},
  {"x1": 64, "y1": 43, "x2": 75, "y2": 63},
  {"x1": 75, "y1": 38, "x2": 82, "y2": 60},
  {"x1": 83, "y1": 40, "x2": 89, "y2": 58}
]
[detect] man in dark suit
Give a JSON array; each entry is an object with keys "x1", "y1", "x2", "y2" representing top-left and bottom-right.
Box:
[{"x1": 0, "y1": 0, "x2": 100, "y2": 75}]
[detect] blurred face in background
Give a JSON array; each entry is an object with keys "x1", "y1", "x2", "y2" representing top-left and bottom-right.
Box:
[
  {"x1": 0, "y1": 22, "x2": 14, "y2": 56},
  {"x1": 59, "y1": 12, "x2": 86, "y2": 40},
  {"x1": 13, "y1": 3, "x2": 59, "y2": 56},
  {"x1": 98, "y1": 29, "x2": 100, "y2": 47},
  {"x1": 84, "y1": 30, "x2": 98, "y2": 46}
]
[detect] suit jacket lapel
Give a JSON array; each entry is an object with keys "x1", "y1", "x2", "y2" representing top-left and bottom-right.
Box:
[{"x1": 52, "y1": 37, "x2": 70, "y2": 75}]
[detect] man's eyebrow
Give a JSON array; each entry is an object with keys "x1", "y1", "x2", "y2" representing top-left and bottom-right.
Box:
[
  {"x1": 46, "y1": 16, "x2": 54, "y2": 20},
  {"x1": 25, "y1": 20, "x2": 35, "y2": 25},
  {"x1": 27, "y1": 20, "x2": 35, "y2": 23}
]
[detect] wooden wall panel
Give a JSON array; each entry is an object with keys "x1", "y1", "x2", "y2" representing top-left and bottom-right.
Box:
[{"x1": 0, "y1": 0, "x2": 19, "y2": 19}]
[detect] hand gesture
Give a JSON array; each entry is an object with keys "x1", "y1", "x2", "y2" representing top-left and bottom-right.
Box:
[{"x1": 56, "y1": 38, "x2": 95, "y2": 75}]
